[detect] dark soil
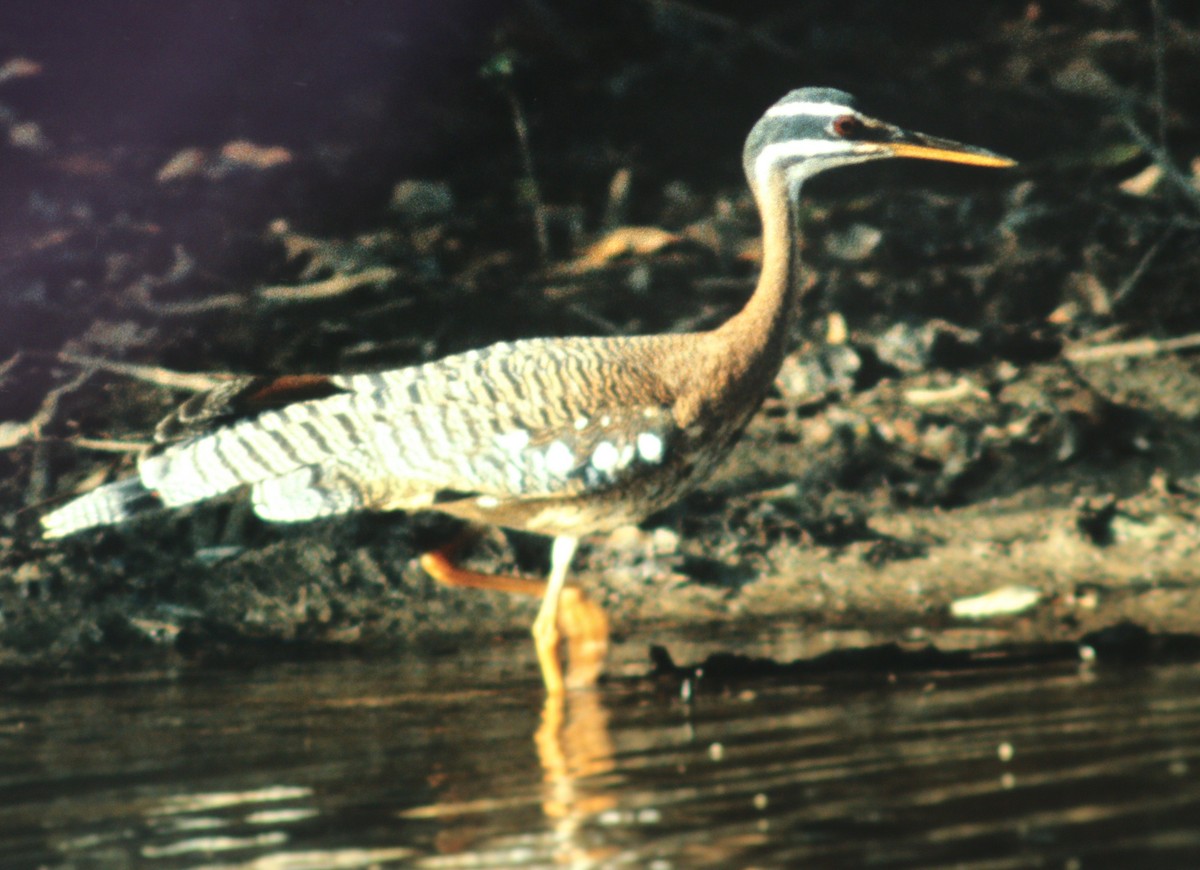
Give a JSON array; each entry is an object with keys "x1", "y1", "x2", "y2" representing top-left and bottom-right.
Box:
[{"x1": 4, "y1": 1, "x2": 1200, "y2": 676}]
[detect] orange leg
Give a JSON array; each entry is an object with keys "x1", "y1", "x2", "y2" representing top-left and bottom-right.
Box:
[{"x1": 419, "y1": 535, "x2": 609, "y2": 693}]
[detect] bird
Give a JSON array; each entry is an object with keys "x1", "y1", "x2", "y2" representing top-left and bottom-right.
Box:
[{"x1": 41, "y1": 87, "x2": 1014, "y2": 694}]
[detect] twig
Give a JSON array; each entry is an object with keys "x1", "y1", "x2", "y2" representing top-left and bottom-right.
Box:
[
  {"x1": 122, "y1": 245, "x2": 242, "y2": 316},
  {"x1": 58, "y1": 351, "x2": 228, "y2": 392},
  {"x1": 0, "y1": 369, "x2": 92, "y2": 451},
  {"x1": 504, "y1": 84, "x2": 551, "y2": 264},
  {"x1": 565, "y1": 303, "x2": 622, "y2": 335},
  {"x1": 0, "y1": 352, "x2": 19, "y2": 383},
  {"x1": 257, "y1": 266, "x2": 398, "y2": 303},
  {"x1": 1111, "y1": 224, "x2": 1177, "y2": 306},
  {"x1": 1120, "y1": 115, "x2": 1200, "y2": 215},
  {"x1": 70, "y1": 436, "x2": 152, "y2": 453},
  {"x1": 1150, "y1": 0, "x2": 1169, "y2": 158},
  {"x1": 482, "y1": 51, "x2": 550, "y2": 262},
  {"x1": 602, "y1": 167, "x2": 634, "y2": 232},
  {"x1": 904, "y1": 377, "x2": 989, "y2": 407},
  {"x1": 1065, "y1": 331, "x2": 1200, "y2": 363},
  {"x1": 126, "y1": 282, "x2": 245, "y2": 316}
]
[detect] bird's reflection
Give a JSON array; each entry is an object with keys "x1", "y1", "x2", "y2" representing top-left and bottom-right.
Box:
[
  {"x1": 535, "y1": 683, "x2": 619, "y2": 865},
  {"x1": 531, "y1": 585, "x2": 620, "y2": 863},
  {"x1": 536, "y1": 685, "x2": 616, "y2": 816}
]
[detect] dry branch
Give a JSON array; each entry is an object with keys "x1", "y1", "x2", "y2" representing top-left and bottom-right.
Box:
[
  {"x1": 58, "y1": 352, "x2": 229, "y2": 392},
  {"x1": 0, "y1": 370, "x2": 92, "y2": 451},
  {"x1": 70, "y1": 436, "x2": 152, "y2": 453},
  {"x1": 1120, "y1": 116, "x2": 1200, "y2": 215},
  {"x1": 257, "y1": 266, "x2": 398, "y2": 303},
  {"x1": 0, "y1": 352, "x2": 19, "y2": 383},
  {"x1": 1065, "y1": 331, "x2": 1200, "y2": 363},
  {"x1": 127, "y1": 284, "x2": 245, "y2": 316}
]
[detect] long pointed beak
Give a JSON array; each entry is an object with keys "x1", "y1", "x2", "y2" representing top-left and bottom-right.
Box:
[{"x1": 858, "y1": 131, "x2": 1016, "y2": 169}]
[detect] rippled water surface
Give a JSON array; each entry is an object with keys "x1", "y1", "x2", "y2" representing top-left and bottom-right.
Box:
[{"x1": 3, "y1": 632, "x2": 1200, "y2": 868}]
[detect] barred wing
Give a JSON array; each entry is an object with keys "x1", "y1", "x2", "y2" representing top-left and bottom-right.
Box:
[{"x1": 45, "y1": 336, "x2": 686, "y2": 535}]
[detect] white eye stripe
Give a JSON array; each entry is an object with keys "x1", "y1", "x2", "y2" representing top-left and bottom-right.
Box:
[{"x1": 766, "y1": 101, "x2": 854, "y2": 118}]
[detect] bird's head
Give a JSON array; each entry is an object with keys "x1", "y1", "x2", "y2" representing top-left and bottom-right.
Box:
[{"x1": 743, "y1": 87, "x2": 1014, "y2": 201}]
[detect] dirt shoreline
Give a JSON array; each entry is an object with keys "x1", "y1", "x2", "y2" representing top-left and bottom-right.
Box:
[{"x1": 4, "y1": 3, "x2": 1200, "y2": 676}]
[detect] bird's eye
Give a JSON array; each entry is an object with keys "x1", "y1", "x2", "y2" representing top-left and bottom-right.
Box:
[{"x1": 832, "y1": 114, "x2": 865, "y2": 139}]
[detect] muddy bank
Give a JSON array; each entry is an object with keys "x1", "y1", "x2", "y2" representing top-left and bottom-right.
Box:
[{"x1": 3, "y1": 2, "x2": 1200, "y2": 674}]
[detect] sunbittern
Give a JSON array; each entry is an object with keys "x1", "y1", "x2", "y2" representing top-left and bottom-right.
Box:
[{"x1": 42, "y1": 88, "x2": 1013, "y2": 694}]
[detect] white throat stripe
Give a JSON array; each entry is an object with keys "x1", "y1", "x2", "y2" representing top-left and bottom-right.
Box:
[
  {"x1": 755, "y1": 139, "x2": 848, "y2": 188},
  {"x1": 766, "y1": 101, "x2": 854, "y2": 119}
]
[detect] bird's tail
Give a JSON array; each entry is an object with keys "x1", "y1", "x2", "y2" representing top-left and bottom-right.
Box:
[{"x1": 41, "y1": 477, "x2": 163, "y2": 539}]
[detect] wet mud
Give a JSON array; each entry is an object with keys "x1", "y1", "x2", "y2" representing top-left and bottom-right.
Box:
[{"x1": 3, "y1": 2, "x2": 1200, "y2": 677}]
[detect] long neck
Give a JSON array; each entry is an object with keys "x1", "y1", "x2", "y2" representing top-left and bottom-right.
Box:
[
  {"x1": 711, "y1": 172, "x2": 801, "y2": 382},
  {"x1": 660, "y1": 170, "x2": 804, "y2": 429}
]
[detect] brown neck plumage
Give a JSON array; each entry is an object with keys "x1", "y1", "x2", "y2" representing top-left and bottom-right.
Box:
[
  {"x1": 695, "y1": 174, "x2": 800, "y2": 412},
  {"x1": 719, "y1": 173, "x2": 798, "y2": 358}
]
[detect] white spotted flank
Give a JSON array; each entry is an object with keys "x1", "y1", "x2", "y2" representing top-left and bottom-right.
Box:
[
  {"x1": 545, "y1": 440, "x2": 574, "y2": 475},
  {"x1": 637, "y1": 432, "x2": 664, "y2": 463},
  {"x1": 591, "y1": 441, "x2": 619, "y2": 473},
  {"x1": 495, "y1": 429, "x2": 531, "y2": 452}
]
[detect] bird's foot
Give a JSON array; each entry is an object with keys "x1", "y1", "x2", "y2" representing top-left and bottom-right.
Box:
[{"x1": 557, "y1": 586, "x2": 609, "y2": 690}]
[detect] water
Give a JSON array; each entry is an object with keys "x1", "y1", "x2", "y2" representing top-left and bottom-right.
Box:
[{"x1": 2, "y1": 630, "x2": 1200, "y2": 868}]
